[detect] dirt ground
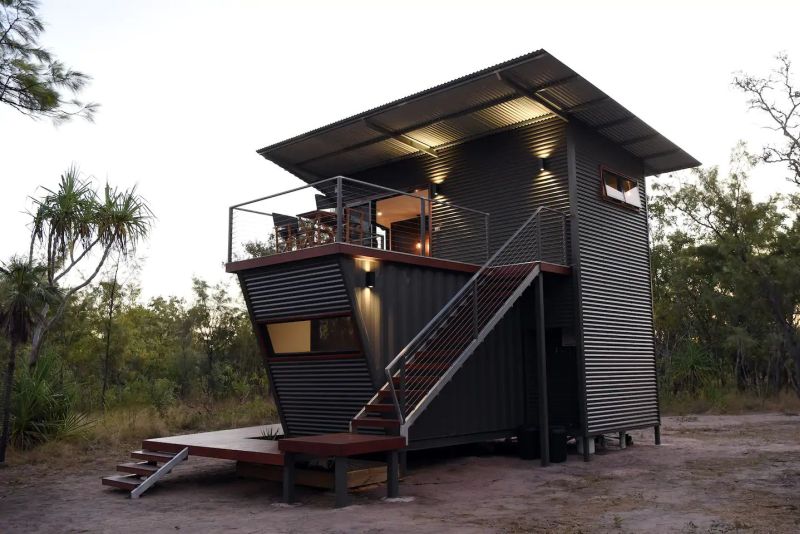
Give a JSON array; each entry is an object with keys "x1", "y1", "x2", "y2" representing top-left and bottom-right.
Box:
[{"x1": 1, "y1": 413, "x2": 798, "y2": 533}]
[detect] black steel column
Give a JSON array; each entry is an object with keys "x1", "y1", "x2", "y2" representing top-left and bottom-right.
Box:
[
  {"x1": 334, "y1": 456, "x2": 349, "y2": 508},
  {"x1": 282, "y1": 452, "x2": 296, "y2": 503},
  {"x1": 536, "y1": 273, "x2": 549, "y2": 466},
  {"x1": 387, "y1": 450, "x2": 399, "y2": 498},
  {"x1": 654, "y1": 425, "x2": 661, "y2": 445}
]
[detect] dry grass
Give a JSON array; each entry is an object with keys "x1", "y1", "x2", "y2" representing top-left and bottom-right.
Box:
[
  {"x1": 661, "y1": 389, "x2": 800, "y2": 416},
  {"x1": 5, "y1": 397, "x2": 278, "y2": 468}
]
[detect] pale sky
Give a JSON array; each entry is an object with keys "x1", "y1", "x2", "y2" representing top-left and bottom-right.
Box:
[{"x1": 1, "y1": 0, "x2": 798, "y2": 301}]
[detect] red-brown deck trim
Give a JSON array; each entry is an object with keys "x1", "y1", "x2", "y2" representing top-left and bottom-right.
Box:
[
  {"x1": 226, "y1": 243, "x2": 571, "y2": 276},
  {"x1": 226, "y1": 243, "x2": 481, "y2": 274},
  {"x1": 278, "y1": 433, "x2": 406, "y2": 457}
]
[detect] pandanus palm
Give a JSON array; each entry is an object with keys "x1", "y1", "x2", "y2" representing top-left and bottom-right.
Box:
[
  {"x1": 0, "y1": 258, "x2": 59, "y2": 463},
  {"x1": 26, "y1": 166, "x2": 153, "y2": 367}
]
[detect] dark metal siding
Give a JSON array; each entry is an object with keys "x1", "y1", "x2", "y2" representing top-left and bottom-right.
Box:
[
  {"x1": 342, "y1": 257, "x2": 473, "y2": 383},
  {"x1": 270, "y1": 357, "x2": 375, "y2": 435},
  {"x1": 240, "y1": 258, "x2": 350, "y2": 321},
  {"x1": 570, "y1": 123, "x2": 659, "y2": 435},
  {"x1": 354, "y1": 117, "x2": 570, "y2": 257},
  {"x1": 408, "y1": 296, "x2": 527, "y2": 443},
  {"x1": 398, "y1": 275, "x2": 576, "y2": 444}
]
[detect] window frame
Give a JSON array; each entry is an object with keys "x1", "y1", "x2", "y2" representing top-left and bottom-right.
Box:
[
  {"x1": 599, "y1": 166, "x2": 642, "y2": 211},
  {"x1": 263, "y1": 313, "x2": 362, "y2": 357}
]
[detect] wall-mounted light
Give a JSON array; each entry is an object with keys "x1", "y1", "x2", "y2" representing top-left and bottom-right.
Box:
[
  {"x1": 364, "y1": 270, "x2": 376, "y2": 288},
  {"x1": 537, "y1": 157, "x2": 547, "y2": 172},
  {"x1": 430, "y1": 183, "x2": 442, "y2": 197}
]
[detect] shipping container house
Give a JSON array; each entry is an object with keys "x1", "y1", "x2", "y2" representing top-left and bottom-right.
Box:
[{"x1": 225, "y1": 49, "x2": 699, "y2": 461}]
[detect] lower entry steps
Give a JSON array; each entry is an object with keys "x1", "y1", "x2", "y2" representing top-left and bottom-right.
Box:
[{"x1": 101, "y1": 447, "x2": 189, "y2": 498}]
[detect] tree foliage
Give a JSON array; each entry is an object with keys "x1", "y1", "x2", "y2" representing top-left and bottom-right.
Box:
[
  {"x1": 40, "y1": 277, "x2": 265, "y2": 414},
  {"x1": 0, "y1": 257, "x2": 57, "y2": 462},
  {"x1": 651, "y1": 146, "x2": 800, "y2": 397},
  {"x1": 0, "y1": 0, "x2": 97, "y2": 122}
]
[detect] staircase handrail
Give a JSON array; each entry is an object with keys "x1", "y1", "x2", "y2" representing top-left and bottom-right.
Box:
[{"x1": 381, "y1": 206, "x2": 569, "y2": 426}]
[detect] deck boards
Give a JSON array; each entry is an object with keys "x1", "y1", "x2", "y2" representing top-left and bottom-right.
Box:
[{"x1": 142, "y1": 425, "x2": 285, "y2": 465}]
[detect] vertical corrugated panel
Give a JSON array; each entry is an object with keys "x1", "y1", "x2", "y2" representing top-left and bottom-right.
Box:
[
  {"x1": 345, "y1": 258, "x2": 473, "y2": 384},
  {"x1": 270, "y1": 357, "x2": 375, "y2": 435},
  {"x1": 354, "y1": 117, "x2": 570, "y2": 260},
  {"x1": 572, "y1": 125, "x2": 659, "y2": 435},
  {"x1": 408, "y1": 296, "x2": 527, "y2": 442},
  {"x1": 241, "y1": 258, "x2": 350, "y2": 321}
]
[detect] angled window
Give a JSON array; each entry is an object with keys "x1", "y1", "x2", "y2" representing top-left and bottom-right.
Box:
[
  {"x1": 601, "y1": 168, "x2": 641, "y2": 209},
  {"x1": 266, "y1": 315, "x2": 359, "y2": 355}
]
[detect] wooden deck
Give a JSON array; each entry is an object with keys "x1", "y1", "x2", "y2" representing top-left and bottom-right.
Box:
[{"x1": 141, "y1": 425, "x2": 285, "y2": 466}]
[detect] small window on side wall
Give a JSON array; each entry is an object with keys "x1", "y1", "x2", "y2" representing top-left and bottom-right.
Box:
[{"x1": 601, "y1": 167, "x2": 641, "y2": 209}]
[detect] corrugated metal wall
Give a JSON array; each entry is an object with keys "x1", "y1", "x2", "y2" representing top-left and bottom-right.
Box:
[
  {"x1": 409, "y1": 297, "x2": 527, "y2": 444},
  {"x1": 354, "y1": 117, "x2": 570, "y2": 256},
  {"x1": 570, "y1": 123, "x2": 659, "y2": 435},
  {"x1": 241, "y1": 258, "x2": 351, "y2": 321},
  {"x1": 238, "y1": 258, "x2": 376, "y2": 436},
  {"x1": 346, "y1": 119, "x2": 576, "y2": 445},
  {"x1": 270, "y1": 357, "x2": 375, "y2": 435},
  {"x1": 342, "y1": 258, "x2": 473, "y2": 381}
]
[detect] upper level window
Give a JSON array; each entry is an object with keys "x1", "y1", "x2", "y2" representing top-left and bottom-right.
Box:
[{"x1": 601, "y1": 168, "x2": 641, "y2": 209}]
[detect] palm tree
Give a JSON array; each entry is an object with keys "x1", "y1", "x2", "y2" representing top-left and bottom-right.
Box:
[
  {"x1": 0, "y1": 257, "x2": 58, "y2": 464},
  {"x1": 26, "y1": 166, "x2": 153, "y2": 367}
]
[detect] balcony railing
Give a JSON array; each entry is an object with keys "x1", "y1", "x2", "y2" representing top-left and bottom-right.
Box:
[{"x1": 227, "y1": 176, "x2": 490, "y2": 265}]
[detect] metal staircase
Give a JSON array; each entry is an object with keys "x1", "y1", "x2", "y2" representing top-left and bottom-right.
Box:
[
  {"x1": 351, "y1": 207, "x2": 568, "y2": 438},
  {"x1": 102, "y1": 447, "x2": 189, "y2": 498}
]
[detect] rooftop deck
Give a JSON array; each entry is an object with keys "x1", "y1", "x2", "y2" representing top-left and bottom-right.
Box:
[{"x1": 227, "y1": 176, "x2": 493, "y2": 266}]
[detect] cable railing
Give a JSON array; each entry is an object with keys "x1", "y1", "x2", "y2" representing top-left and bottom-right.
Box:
[
  {"x1": 227, "y1": 176, "x2": 490, "y2": 265},
  {"x1": 378, "y1": 207, "x2": 569, "y2": 431}
]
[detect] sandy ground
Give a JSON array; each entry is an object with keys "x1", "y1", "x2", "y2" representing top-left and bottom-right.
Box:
[{"x1": 0, "y1": 413, "x2": 798, "y2": 533}]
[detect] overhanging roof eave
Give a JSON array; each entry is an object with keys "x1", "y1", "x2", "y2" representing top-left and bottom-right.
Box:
[{"x1": 257, "y1": 49, "x2": 701, "y2": 178}]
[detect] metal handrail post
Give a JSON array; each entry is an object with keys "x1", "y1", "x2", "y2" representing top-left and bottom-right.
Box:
[
  {"x1": 484, "y1": 215, "x2": 490, "y2": 262},
  {"x1": 419, "y1": 197, "x2": 426, "y2": 257},
  {"x1": 472, "y1": 283, "x2": 479, "y2": 339},
  {"x1": 227, "y1": 207, "x2": 234, "y2": 263},
  {"x1": 399, "y1": 363, "x2": 406, "y2": 418},
  {"x1": 336, "y1": 176, "x2": 343, "y2": 243},
  {"x1": 536, "y1": 210, "x2": 542, "y2": 260}
]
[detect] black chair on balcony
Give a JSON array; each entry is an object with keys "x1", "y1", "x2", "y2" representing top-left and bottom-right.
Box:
[
  {"x1": 273, "y1": 213, "x2": 300, "y2": 252},
  {"x1": 315, "y1": 194, "x2": 337, "y2": 211}
]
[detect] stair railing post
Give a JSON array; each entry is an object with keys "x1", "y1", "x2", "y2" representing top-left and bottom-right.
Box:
[
  {"x1": 484, "y1": 214, "x2": 490, "y2": 262},
  {"x1": 419, "y1": 197, "x2": 426, "y2": 256},
  {"x1": 536, "y1": 210, "x2": 542, "y2": 260},
  {"x1": 399, "y1": 358, "x2": 406, "y2": 420},
  {"x1": 472, "y1": 282, "x2": 479, "y2": 339},
  {"x1": 336, "y1": 176, "x2": 343, "y2": 243}
]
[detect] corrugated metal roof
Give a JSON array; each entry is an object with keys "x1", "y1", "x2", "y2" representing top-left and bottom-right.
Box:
[{"x1": 258, "y1": 49, "x2": 700, "y2": 179}]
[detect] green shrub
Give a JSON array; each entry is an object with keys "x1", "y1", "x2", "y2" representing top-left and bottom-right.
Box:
[{"x1": 11, "y1": 353, "x2": 93, "y2": 449}]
